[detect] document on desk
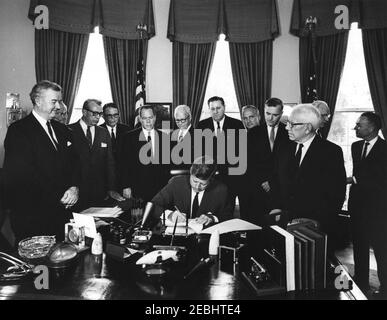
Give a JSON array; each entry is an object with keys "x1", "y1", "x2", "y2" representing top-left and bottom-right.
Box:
[
  {"x1": 80, "y1": 206, "x2": 123, "y2": 218},
  {"x1": 201, "y1": 218, "x2": 261, "y2": 235},
  {"x1": 161, "y1": 210, "x2": 204, "y2": 234},
  {"x1": 72, "y1": 212, "x2": 97, "y2": 238}
]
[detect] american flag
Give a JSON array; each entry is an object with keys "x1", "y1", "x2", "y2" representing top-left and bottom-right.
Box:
[{"x1": 134, "y1": 24, "x2": 147, "y2": 126}]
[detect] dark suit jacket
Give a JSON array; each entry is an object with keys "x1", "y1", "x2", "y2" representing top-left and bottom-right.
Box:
[
  {"x1": 170, "y1": 126, "x2": 195, "y2": 172},
  {"x1": 349, "y1": 137, "x2": 387, "y2": 221},
  {"x1": 151, "y1": 175, "x2": 232, "y2": 222},
  {"x1": 68, "y1": 121, "x2": 116, "y2": 209},
  {"x1": 272, "y1": 135, "x2": 347, "y2": 232},
  {"x1": 197, "y1": 116, "x2": 245, "y2": 184},
  {"x1": 247, "y1": 122, "x2": 290, "y2": 186},
  {"x1": 99, "y1": 122, "x2": 131, "y2": 157},
  {"x1": 3, "y1": 113, "x2": 79, "y2": 239},
  {"x1": 120, "y1": 127, "x2": 170, "y2": 202}
]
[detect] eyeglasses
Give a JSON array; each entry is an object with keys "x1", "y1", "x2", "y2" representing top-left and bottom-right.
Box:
[
  {"x1": 105, "y1": 113, "x2": 119, "y2": 118},
  {"x1": 286, "y1": 121, "x2": 309, "y2": 129},
  {"x1": 85, "y1": 108, "x2": 103, "y2": 117},
  {"x1": 175, "y1": 117, "x2": 189, "y2": 124}
]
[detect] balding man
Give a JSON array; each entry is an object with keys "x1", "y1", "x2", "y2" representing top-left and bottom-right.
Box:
[
  {"x1": 348, "y1": 112, "x2": 387, "y2": 296},
  {"x1": 271, "y1": 104, "x2": 346, "y2": 250},
  {"x1": 312, "y1": 100, "x2": 330, "y2": 138},
  {"x1": 3, "y1": 81, "x2": 79, "y2": 241},
  {"x1": 241, "y1": 105, "x2": 260, "y2": 130}
]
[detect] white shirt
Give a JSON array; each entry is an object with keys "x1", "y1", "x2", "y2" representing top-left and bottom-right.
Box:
[
  {"x1": 178, "y1": 125, "x2": 192, "y2": 141},
  {"x1": 266, "y1": 124, "x2": 279, "y2": 145},
  {"x1": 142, "y1": 128, "x2": 155, "y2": 154},
  {"x1": 296, "y1": 134, "x2": 316, "y2": 165},
  {"x1": 32, "y1": 110, "x2": 58, "y2": 148},
  {"x1": 106, "y1": 125, "x2": 117, "y2": 137},
  {"x1": 213, "y1": 117, "x2": 225, "y2": 136},
  {"x1": 362, "y1": 136, "x2": 378, "y2": 158},
  {"x1": 80, "y1": 119, "x2": 95, "y2": 144}
]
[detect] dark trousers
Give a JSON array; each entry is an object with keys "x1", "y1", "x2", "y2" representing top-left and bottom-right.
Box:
[{"x1": 351, "y1": 212, "x2": 387, "y2": 291}]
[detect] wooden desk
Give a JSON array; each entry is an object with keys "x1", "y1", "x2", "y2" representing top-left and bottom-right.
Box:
[{"x1": 0, "y1": 246, "x2": 366, "y2": 300}]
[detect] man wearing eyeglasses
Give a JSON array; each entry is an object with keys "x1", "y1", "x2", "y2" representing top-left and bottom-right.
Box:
[
  {"x1": 312, "y1": 100, "x2": 331, "y2": 139},
  {"x1": 100, "y1": 103, "x2": 131, "y2": 159},
  {"x1": 170, "y1": 105, "x2": 195, "y2": 173},
  {"x1": 69, "y1": 99, "x2": 124, "y2": 210},
  {"x1": 270, "y1": 104, "x2": 346, "y2": 253}
]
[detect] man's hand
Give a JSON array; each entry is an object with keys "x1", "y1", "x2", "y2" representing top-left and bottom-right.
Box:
[
  {"x1": 122, "y1": 187, "x2": 132, "y2": 199},
  {"x1": 268, "y1": 208, "x2": 282, "y2": 215},
  {"x1": 167, "y1": 210, "x2": 187, "y2": 223},
  {"x1": 108, "y1": 190, "x2": 126, "y2": 202},
  {"x1": 61, "y1": 186, "x2": 79, "y2": 209},
  {"x1": 261, "y1": 181, "x2": 271, "y2": 193},
  {"x1": 195, "y1": 214, "x2": 214, "y2": 227}
]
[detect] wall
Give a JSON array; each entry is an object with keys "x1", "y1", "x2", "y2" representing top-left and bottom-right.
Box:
[
  {"x1": 0, "y1": 0, "x2": 300, "y2": 166},
  {"x1": 0, "y1": 0, "x2": 36, "y2": 165}
]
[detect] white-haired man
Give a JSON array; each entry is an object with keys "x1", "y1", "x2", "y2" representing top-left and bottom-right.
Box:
[
  {"x1": 271, "y1": 104, "x2": 346, "y2": 253},
  {"x1": 312, "y1": 100, "x2": 330, "y2": 138}
]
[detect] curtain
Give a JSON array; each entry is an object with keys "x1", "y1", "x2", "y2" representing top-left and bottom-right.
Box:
[
  {"x1": 35, "y1": 29, "x2": 89, "y2": 121},
  {"x1": 299, "y1": 32, "x2": 348, "y2": 138},
  {"x1": 172, "y1": 42, "x2": 216, "y2": 127},
  {"x1": 362, "y1": 28, "x2": 387, "y2": 138},
  {"x1": 229, "y1": 40, "x2": 273, "y2": 119},
  {"x1": 103, "y1": 37, "x2": 148, "y2": 127}
]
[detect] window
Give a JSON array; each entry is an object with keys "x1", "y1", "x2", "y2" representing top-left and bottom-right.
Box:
[
  {"x1": 201, "y1": 35, "x2": 240, "y2": 121},
  {"x1": 69, "y1": 28, "x2": 113, "y2": 124},
  {"x1": 328, "y1": 23, "x2": 374, "y2": 209}
]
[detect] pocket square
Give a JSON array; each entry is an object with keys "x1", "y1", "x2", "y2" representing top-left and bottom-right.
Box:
[
  {"x1": 101, "y1": 142, "x2": 107, "y2": 148},
  {"x1": 67, "y1": 141, "x2": 72, "y2": 146}
]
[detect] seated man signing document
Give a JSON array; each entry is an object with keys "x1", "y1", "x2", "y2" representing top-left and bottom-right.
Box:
[{"x1": 151, "y1": 156, "x2": 233, "y2": 227}]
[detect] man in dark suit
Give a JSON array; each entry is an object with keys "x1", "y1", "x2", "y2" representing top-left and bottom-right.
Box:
[
  {"x1": 3, "y1": 81, "x2": 79, "y2": 241},
  {"x1": 197, "y1": 96, "x2": 245, "y2": 214},
  {"x1": 151, "y1": 156, "x2": 232, "y2": 227},
  {"x1": 121, "y1": 105, "x2": 170, "y2": 202},
  {"x1": 69, "y1": 99, "x2": 124, "y2": 210},
  {"x1": 271, "y1": 104, "x2": 346, "y2": 250},
  {"x1": 170, "y1": 104, "x2": 195, "y2": 173},
  {"x1": 244, "y1": 98, "x2": 290, "y2": 224},
  {"x1": 100, "y1": 102, "x2": 131, "y2": 160},
  {"x1": 241, "y1": 105, "x2": 260, "y2": 131},
  {"x1": 312, "y1": 100, "x2": 331, "y2": 139},
  {"x1": 348, "y1": 112, "x2": 387, "y2": 296}
]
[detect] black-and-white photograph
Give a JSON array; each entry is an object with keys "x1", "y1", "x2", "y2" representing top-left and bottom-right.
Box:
[{"x1": 0, "y1": 0, "x2": 386, "y2": 307}]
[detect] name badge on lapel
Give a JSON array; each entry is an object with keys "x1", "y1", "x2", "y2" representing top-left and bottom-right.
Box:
[{"x1": 101, "y1": 142, "x2": 107, "y2": 148}]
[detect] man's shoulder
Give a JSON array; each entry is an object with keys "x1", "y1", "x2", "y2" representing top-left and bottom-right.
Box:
[
  {"x1": 169, "y1": 175, "x2": 190, "y2": 186},
  {"x1": 117, "y1": 123, "x2": 131, "y2": 132},
  {"x1": 197, "y1": 117, "x2": 212, "y2": 128},
  {"x1": 225, "y1": 115, "x2": 244, "y2": 128}
]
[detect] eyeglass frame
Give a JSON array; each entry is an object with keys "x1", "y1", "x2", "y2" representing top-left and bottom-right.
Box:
[
  {"x1": 84, "y1": 107, "x2": 103, "y2": 117},
  {"x1": 175, "y1": 116, "x2": 189, "y2": 124},
  {"x1": 104, "y1": 113, "x2": 119, "y2": 118}
]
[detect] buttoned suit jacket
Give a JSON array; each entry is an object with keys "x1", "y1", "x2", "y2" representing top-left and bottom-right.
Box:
[
  {"x1": 68, "y1": 121, "x2": 116, "y2": 209},
  {"x1": 3, "y1": 113, "x2": 79, "y2": 238}
]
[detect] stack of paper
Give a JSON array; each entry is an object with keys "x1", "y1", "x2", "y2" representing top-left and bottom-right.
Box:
[
  {"x1": 161, "y1": 210, "x2": 204, "y2": 235},
  {"x1": 80, "y1": 206, "x2": 123, "y2": 218}
]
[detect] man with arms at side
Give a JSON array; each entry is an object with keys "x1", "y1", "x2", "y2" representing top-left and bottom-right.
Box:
[
  {"x1": 270, "y1": 104, "x2": 346, "y2": 252},
  {"x1": 100, "y1": 102, "x2": 131, "y2": 160},
  {"x1": 312, "y1": 100, "x2": 331, "y2": 139},
  {"x1": 121, "y1": 105, "x2": 170, "y2": 202},
  {"x1": 348, "y1": 112, "x2": 387, "y2": 297},
  {"x1": 3, "y1": 80, "x2": 79, "y2": 241},
  {"x1": 244, "y1": 98, "x2": 290, "y2": 224},
  {"x1": 241, "y1": 105, "x2": 260, "y2": 131},
  {"x1": 69, "y1": 99, "x2": 124, "y2": 210},
  {"x1": 170, "y1": 105, "x2": 195, "y2": 173},
  {"x1": 151, "y1": 156, "x2": 232, "y2": 227},
  {"x1": 197, "y1": 96, "x2": 245, "y2": 214}
]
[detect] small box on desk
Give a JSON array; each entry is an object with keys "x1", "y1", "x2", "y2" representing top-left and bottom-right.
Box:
[{"x1": 219, "y1": 243, "x2": 248, "y2": 275}]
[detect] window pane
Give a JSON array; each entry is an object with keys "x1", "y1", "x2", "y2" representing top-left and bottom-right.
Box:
[
  {"x1": 201, "y1": 35, "x2": 240, "y2": 121},
  {"x1": 69, "y1": 29, "x2": 113, "y2": 124}
]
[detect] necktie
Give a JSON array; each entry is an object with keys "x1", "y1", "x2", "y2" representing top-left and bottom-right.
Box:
[
  {"x1": 361, "y1": 141, "x2": 369, "y2": 160},
  {"x1": 216, "y1": 121, "x2": 221, "y2": 134},
  {"x1": 111, "y1": 128, "x2": 116, "y2": 148},
  {"x1": 46, "y1": 121, "x2": 58, "y2": 149},
  {"x1": 147, "y1": 134, "x2": 151, "y2": 143},
  {"x1": 269, "y1": 126, "x2": 275, "y2": 151},
  {"x1": 86, "y1": 126, "x2": 92, "y2": 147},
  {"x1": 178, "y1": 131, "x2": 183, "y2": 142},
  {"x1": 295, "y1": 143, "x2": 304, "y2": 167},
  {"x1": 191, "y1": 192, "x2": 199, "y2": 218}
]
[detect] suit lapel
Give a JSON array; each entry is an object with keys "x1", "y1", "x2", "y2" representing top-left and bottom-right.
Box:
[
  {"x1": 30, "y1": 114, "x2": 58, "y2": 153},
  {"x1": 298, "y1": 136, "x2": 320, "y2": 172}
]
